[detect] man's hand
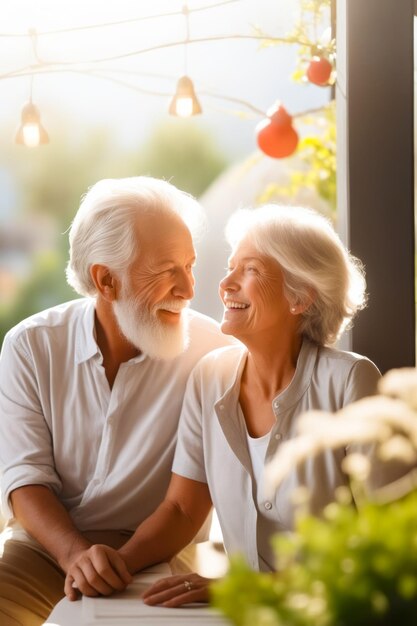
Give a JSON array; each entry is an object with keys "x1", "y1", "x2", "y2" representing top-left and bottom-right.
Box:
[
  {"x1": 141, "y1": 573, "x2": 213, "y2": 607},
  {"x1": 64, "y1": 544, "x2": 133, "y2": 601}
]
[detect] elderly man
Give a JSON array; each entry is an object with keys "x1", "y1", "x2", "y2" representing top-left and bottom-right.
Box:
[{"x1": 0, "y1": 177, "x2": 228, "y2": 625}]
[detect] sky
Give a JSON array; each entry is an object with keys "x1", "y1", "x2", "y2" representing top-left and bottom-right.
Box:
[{"x1": 0, "y1": 0, "x2": 330, "y2": 158}]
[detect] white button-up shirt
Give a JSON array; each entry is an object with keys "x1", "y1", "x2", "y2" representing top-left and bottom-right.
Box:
[
  {"x1": 173, "y1": 339, "x2": 381, "y2": 571},
  {"x1": 0, "y1": 298, "x2": 229, "y2": 540}
]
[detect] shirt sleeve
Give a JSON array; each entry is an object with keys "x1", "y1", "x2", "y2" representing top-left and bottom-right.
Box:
[
  {"x1": 0, "y1": 331, "x2": 62, "y2": 519},
  {"x1": 343, "y1": 358, "x2": 414, "y2": 492},
  {"x1": 172, "y1": 365, "x2": 208, "y2": 484},
  {"x1": 343, "y1": 357, "x2": 381, "y2": 406}
]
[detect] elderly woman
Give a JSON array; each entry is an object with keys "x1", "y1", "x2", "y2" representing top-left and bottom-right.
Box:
[{"x1": 66, "y1": 204, "x2": 380, "y2": 604}]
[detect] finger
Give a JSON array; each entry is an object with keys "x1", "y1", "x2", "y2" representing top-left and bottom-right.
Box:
[
  {"x1": 106, "y1": 549, "x2": 133, "y2": 586},
  {"x1": 142, "y1": 576, "x2": 185, "y2": 599},
  {"x1": 162, "y1": 587, "x2": 209, "y2": 608},
  {"x1": 64, "y1": 575, "x2": 80, "y2": 602},
  {"x1": 73, "y1": 561, "x2": 113, "y2": 596},
  {"x1": 143, "y1": 582, "x2": 188, "y2": 606},
  {"x1": 85, "y1": 546, "x2": 128, "y2": 595},
  {"x1": 88, "y1": 547, "x2": 130, "y2": 591}
]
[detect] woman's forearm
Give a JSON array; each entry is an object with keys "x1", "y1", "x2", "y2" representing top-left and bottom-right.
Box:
[{"x1": 118, "y1": 475, "x2": 212, "y2": 573}]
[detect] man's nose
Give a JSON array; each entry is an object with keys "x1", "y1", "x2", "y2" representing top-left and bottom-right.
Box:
[{"x1": 173, "y1": 269, "x2": 195, "y2": 299}]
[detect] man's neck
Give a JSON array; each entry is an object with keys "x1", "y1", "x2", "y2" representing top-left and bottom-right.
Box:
[{"x1": 94, "y1": 297, "x2": 140, "y2": 388}]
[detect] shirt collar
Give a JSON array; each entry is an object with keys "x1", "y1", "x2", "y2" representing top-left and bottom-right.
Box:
[
  {"x1": 271, "y1": 337, "x2": 318, "y2": 412},
  {"x1": 75, "y1": 298, "x2": 100, "y2": 364},
  {"x1": 74, "y1": 298, "x2": 150, "y2": 366}
]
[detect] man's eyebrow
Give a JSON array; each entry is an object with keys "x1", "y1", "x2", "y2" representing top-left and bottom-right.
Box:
[{"x1": 156, "y1": 256, "x2": 197, "y2": 267}]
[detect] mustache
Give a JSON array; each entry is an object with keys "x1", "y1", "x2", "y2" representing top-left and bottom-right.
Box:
[{"x1": 153, "y1": 300, "x2": 190, "y2": 313}]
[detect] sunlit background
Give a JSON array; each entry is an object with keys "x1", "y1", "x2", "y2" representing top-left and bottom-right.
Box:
[{"x1": 0, "y1": 0, "x2": 331, "y2": 340}]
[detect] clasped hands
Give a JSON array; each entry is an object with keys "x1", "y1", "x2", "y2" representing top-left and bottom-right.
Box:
[{"x1": 64, "y1": 544, "x2": 211, "y2": 606}]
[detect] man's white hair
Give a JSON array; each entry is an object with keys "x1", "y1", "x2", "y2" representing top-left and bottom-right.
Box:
[
  {"x1": 225, "y1": 204, "x2": 367, "y2": 346},
  {"x1": 66, "y1": 176, "x2": 205, "y2": 297}
]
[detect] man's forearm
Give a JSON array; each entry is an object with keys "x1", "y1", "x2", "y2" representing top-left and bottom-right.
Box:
[{"x1": 10, "y1": 484, "x2": 91, "y2": 571}]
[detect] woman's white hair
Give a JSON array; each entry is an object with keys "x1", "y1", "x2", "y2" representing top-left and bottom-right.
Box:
[
  {"x1": 225, "y1": 204, "x2": 367, "y2": 346},
  {"x1": 66, "y1": 176, "x2": 205, "y2": 297}
]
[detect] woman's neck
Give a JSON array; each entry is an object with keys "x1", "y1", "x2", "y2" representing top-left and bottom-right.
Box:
[{"x1": 241, "y1": 333, "x2": 303, "y2": 401}]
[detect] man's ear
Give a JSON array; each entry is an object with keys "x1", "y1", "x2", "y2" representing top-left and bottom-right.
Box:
[{"x1": 90, "y1": 264, "x2": 119, "y2": 302}]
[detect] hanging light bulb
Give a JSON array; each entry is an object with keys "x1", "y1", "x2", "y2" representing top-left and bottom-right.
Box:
[
  {"x1": 169, "y1": 75, "x2": 202, "y2": 118},
  {"x1": 15, "y1": 101, "x2": 49, "y2": 148},
  {"x1": 169, "y1": 2, "x2": 202, "y2": 118},
  {"x1": 256, "y1": 102, "x2": 298, "y2": 159}
]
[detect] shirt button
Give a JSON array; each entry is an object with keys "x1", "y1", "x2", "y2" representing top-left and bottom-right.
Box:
[
  {"x1": 274, "y1": 433, "x2": 282, "y2": 441},
  {"x1": 219, "y1": 404, "x2": 225, "y2": 410},
  {"x1": 273, "y1": 400, "x2": 279, "y2": 409},
  {"x1": 264, "y1": 501, "x2": 272, "y2": 510}
]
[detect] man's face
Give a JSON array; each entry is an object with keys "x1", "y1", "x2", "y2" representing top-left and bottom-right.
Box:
[{"x1": 113, "y1": 212, "x2": 196, "y2": 359}]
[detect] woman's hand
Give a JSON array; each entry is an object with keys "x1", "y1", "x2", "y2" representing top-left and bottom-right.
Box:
[
  {"x1": 142, "y1": 573, "x2": 213, "y2": 607},
  {"x1": 64, "y1": 544, "x2": 132, "y2": 601}
]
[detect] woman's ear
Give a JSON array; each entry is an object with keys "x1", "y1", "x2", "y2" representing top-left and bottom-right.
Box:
[
  {"x1": 90, "y1": 264, "x2": 118, "y2": 302},
  {"x1": 290, "y1": 288, "x2": 316, "y2": 315}
]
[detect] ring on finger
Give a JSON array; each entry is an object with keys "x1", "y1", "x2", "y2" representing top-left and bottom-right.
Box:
[{"x1": 183, "y1": 580, "x2": 193, "y2": 591}]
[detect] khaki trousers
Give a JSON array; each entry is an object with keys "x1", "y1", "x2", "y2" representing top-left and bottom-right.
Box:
[
  {"x1": 0, "y1": 531, "x2": 196, "y2": 626},
  {"x1": 0, "y1": 539, "x2": 64, "y2": 626}
]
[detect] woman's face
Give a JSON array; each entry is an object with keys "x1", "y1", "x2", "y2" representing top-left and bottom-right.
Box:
[{"x1": 219, "y1": 237, "x2": 293, "y2": 341}]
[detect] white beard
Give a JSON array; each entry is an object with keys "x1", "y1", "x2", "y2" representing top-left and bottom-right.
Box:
[{"x1": 113, "y1": 293, "x2": 190, "y2": 360}]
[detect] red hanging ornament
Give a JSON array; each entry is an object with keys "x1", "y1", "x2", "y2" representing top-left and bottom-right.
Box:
[
  {"x1": 256, "y1": 104, "x2": 299, "y2": 159},
  {"x1": 306, "y1": 56, "x2": 333, "y2": 86}
]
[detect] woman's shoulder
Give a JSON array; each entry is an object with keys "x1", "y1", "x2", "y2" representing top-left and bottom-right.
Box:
[
  {"x1": 314, "y1": 344, "x2": 381, "y2": 401},
  {"x1": 317, "y1": 344, "x2": 380, "y2": 373}
]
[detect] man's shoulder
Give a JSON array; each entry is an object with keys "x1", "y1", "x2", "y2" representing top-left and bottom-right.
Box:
[
  {"x1": 184, "y1": 308, "x2": 234, "y2": 361},
  {"x1": 187, "y1": 308, "x2": 220, "y2": 330},
  {"x1": 4, "y1": 298, "x2": 91, "y2": 344},
  {"x1": 192, "y1": 344, "x2": 245, "y2": 382},
  {"x1": 187, "y1": 308, "x2": 230, "y2": 342}
]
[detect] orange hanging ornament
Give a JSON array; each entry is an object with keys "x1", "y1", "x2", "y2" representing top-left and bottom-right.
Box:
[
  {"x1": 306, "y1": 56, "x2": 333, "y2": 86},
  {"x1": 256, "y1": 104, "x2": 298, "y2": 158}
]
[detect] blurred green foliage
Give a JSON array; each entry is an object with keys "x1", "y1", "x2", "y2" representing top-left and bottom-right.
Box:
[
  {"x1": 0, "y1": 119, "x2": 228, "y2": 345},
  {"x1": 212, "y1": 490, "x2": 417, "y2": 626},
  {"x1": 136, "y1": 119, "x2": 228, "y2": 198}
]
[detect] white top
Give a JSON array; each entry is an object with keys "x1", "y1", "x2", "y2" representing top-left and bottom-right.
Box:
[
  {"x1": 0, "y1": 298, "x2": 229, "y2": 542},
  {"x1": 245, "y1": 424, "x2": 269, "y2": 498},
  {"x1": 173, "y1": 339, "x2": 381, "y2": 571}
]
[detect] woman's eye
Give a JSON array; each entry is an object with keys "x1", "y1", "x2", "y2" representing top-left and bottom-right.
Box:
[{"x1": 246, "y1": 266, "x2": 258, "y2": 273}]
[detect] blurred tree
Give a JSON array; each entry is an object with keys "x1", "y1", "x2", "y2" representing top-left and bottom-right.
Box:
[{"x1": 136, "y1": 119, "x2": 228, "y2": 198}]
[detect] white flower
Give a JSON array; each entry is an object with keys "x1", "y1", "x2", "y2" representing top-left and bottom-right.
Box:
[
  {"x1": 378, "y1": 435, "x2": 417, "y2": 464},
  {"x1": 341, "y1": 453, "x2": 371, "y2": 481},
  {"x1": 379, "y1": 368, "x2": 417, "y2": 410},
  {"x1": 264, "y1": 393, "x2": 417, "y2": 497}
]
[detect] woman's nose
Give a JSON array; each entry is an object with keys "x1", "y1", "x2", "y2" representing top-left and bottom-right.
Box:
[{"x1": 219, "y1": 270, "x2": 237, "y2": 292}]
